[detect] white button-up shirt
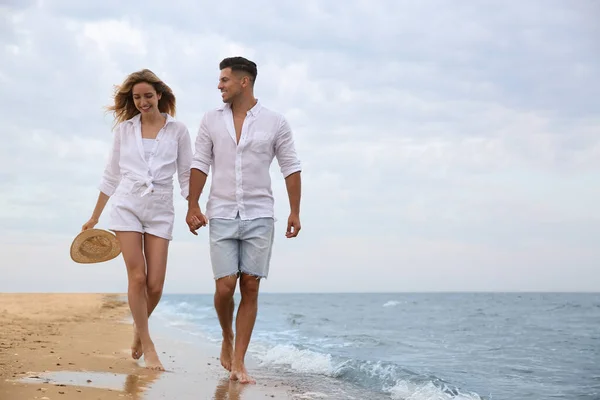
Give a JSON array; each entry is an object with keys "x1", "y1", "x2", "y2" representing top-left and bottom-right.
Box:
[
  {"x1": 191, "y1": 101, "x2": 301, "y2": 220},
  {"x1": 99, "y1": 113, "x2": 193, "y2": 199}
]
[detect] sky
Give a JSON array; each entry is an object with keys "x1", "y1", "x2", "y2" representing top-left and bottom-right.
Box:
[{"x1": 1, "y1": 0, "x2": 599, "y2": 293}]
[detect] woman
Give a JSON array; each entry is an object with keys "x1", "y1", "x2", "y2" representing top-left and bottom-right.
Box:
[{"x1": 82, "y1": 69, "x2": 193, "y2": 371}]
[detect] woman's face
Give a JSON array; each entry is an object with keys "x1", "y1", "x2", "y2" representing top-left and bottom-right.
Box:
[{"x1": 132, "y1": 82, "x2": 161, "y2": 114}]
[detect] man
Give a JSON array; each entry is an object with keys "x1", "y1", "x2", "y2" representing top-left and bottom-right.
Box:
[{"x1": 186, "y1": 56, "x2": 302, "y2": 384}]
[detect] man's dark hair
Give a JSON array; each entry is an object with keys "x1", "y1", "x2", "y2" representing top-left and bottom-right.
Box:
[{"x1": 220, "y1": 56, "x2": 257, "y2": 84}]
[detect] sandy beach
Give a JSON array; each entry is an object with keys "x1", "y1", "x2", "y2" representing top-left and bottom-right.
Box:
[{"x1": 0, "y1": 293, "x2": 295, "y2": 400}]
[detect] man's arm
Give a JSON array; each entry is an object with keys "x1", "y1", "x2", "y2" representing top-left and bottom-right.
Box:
[
  {"x1": 188, "y1": 168, "x2": 208, "y2": 208},
  {"x1": 186, "y1": 115, "x2": 212, "y2": 234},
  {"x1": 274, "y1": 116, "x2": 302, "y2": 237},
  {"x1": 284, "y1": 171, "x2": 301, "y2": 238}
]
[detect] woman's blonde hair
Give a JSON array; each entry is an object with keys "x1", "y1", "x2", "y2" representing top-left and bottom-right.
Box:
[{"x1": 106, "y1": 69, "x2": 176, "y2": 128}]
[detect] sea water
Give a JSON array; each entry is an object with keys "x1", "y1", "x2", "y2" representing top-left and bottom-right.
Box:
[{"x1": 152, "y1": 292, "x2": 600, "y2": 399}]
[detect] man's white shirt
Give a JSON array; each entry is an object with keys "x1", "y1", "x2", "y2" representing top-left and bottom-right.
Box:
[{"x1": 191, "y1": 101, "x2": 301, "y2": 220}]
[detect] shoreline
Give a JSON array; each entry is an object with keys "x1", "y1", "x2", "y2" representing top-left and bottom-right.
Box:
[{"x1": 0, "y1": 293, "x2": 295, "y2": 399}]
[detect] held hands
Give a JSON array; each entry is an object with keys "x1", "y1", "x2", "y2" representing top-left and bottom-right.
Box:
[
  {"x1": 286, "y1": 213, "x2": 301, "y2": 238},
  {"x1": 185, "y1": 207, "x2": 299, "y2": 237},
  {"x1": 186, "y1": 206, "x2": 208, "y2": 235},
  {"x1": 81, "y1": 217, "x2": 98, "y2": 231}
]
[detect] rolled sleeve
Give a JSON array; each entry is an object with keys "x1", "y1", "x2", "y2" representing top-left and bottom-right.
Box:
[
  {"x1": 275, "y1": 116, "x2": 302, "y2": 178},
  {"x1": 190, "y1": 114, "x2": 213, "y2": 175},
  {"x1": 176, "y1": 124, "x2": 193, "y2": 199},
  {"x1": 98, "y1": 128, "x2": 121, "y2": 196}
]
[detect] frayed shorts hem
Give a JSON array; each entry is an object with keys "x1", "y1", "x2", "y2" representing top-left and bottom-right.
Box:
[{"x1": 213, "y1": 270, "x2": 268, "y2": 281}]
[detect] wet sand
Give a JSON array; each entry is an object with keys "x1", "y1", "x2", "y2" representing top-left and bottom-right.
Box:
[{"x1": 0, "y1": 293, "x2": 295, "y2": 399}]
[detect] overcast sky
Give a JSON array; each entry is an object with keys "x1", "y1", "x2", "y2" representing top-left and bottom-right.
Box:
[{"x1": 1, "y1": 1, "x2": 599, "y2": 293}]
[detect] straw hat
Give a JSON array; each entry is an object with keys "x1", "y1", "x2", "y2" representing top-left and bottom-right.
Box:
[{"x1": 70, "y1": 229, "x2": 121, "y2": 264}]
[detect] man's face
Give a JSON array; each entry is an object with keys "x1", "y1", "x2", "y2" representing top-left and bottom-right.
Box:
[{"x1": 217, "y1": 67, "x2": 243, "y2": 103}]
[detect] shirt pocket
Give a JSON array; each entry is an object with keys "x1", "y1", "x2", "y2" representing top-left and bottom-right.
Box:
[
  {"x1": 250, "y1": 131, "x2": 273, "y2": 154},
  {"x1": 157, "y1": 138, "x2": 178, "y2": 164}
]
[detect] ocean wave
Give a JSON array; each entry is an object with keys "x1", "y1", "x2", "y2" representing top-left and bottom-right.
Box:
[
  {"x1": 256, "y1": 344, "x2": 335, "y2": 375},
  {"x1": 292, "y1": 392, "x2": 330, "y2": 399},
  {"x1": 287, "y1": 313, "x2": 306, "y2": 326},
  {"x1": 338, "y1": 333, "x2": 385, "y2": 348},
  {"x1": 156, "y1": 301, "x2": 213, "y2": 322},
  {"x1": 255, "y1": 344, "x2": 483, "y2": 399},
  {"x1": 388, "y1": 380, "x2": 484, "y2": 400},
  {"x1": 549, "y1": 303, "x2": 584, "y2": 311}
]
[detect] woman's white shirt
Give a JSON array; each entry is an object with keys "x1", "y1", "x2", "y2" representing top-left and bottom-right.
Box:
[{"x1": 99, "y1": 113, "x2": 193, "y2": 199}]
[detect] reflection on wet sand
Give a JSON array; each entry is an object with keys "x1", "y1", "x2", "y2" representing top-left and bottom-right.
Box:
[
  {"x1": 123, "y1": 371, "x2": 162, "y2": 399},
  {"x1": 212, "y1": 377, "x2": 249, "y2": 400},
  {"x1": 19, "y1": 369, "x2": 161, "y2": 398}
]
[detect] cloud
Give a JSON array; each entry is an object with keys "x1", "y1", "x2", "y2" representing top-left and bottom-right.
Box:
[{"x1": 1, "y1": 0, "x2": 598, "y2": 292}]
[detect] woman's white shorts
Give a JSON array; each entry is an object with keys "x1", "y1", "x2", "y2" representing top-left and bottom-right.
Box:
[{"x1": 108, "y1": 189, "x2": 175, "y2": 240}]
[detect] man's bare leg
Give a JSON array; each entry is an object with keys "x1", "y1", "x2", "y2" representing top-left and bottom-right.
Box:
[
  {"x1": 131, "y1": 234, "x2": 169, "y2": 361},
  {"x1": 214, "y1": 275, "x2": 237, "y2": 371},
  {"x1": 116, "y1": 232, "x2": 164, "y2": 371},
  {"x1": 230, "y1": 273, "x2": 260, "y2": 384}
]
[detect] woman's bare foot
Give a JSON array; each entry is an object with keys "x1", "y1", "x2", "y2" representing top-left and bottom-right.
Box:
[
  {"x1": 220, "y1": 334, "x2": 234, "y2": 371},
  {"x1": 131, "y1": 323, "x2": 143, "y2": 360},
  {"x1": 229, "y1": 361, "x2": 255, "y2": 384},
  {"x1": 143, "y1": 347, "x2": 165, "y2": 371}
]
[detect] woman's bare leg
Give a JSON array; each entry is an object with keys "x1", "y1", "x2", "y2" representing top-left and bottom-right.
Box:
[
  {"x1": 131, "y1": 234, "x2": 169, "y2": 360},
  {"x1": 116, "y1": 231, "x2": 164, "y2": 371}
]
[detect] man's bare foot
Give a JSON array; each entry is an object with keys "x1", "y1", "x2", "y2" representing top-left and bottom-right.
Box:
[
  {"x1": 131, "y1": 323, "x2": 143, "y2": 360},
  {"x1": 230, "y1": 362, "x2": 256, "y2": 384},
  {"x1": 220, "y1": 334, "x2": 234, "y2": 371},
  {"x1": 143, "y1": 348, "x2": 165, "y2": 371}
]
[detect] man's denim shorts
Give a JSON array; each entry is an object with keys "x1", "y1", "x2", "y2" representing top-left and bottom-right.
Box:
[{"x1": 208, "y1": 213, "x2": 275, "y2": 280}]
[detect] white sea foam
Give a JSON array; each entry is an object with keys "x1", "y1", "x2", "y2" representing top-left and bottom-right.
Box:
[
  {"x1": 292, "y1": 392, "x2": 330, "y2": 399},
  {"x1": 388, "y1": 380, "x2": 484, "y2": 400},
  {"x1": 256, "y1": 344, "x2": 335, "y2": 375},
  {"x1": 155, "y1": 301, "x2": 213, "y2": 324}
]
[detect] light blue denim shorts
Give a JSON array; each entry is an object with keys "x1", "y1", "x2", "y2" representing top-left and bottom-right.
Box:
[{"x1": 209, "y1": 213, "x2": 275, "y2": 280}]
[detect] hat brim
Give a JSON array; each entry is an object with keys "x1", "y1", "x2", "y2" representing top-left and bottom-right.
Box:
[{"x1": 70, "y1": 229, "x2": 121, "y2": 264}]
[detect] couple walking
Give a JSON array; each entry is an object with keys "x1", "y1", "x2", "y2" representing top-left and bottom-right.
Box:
[{"x1": 81, "y1": 56, "x2": 302, "y2": 384}]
